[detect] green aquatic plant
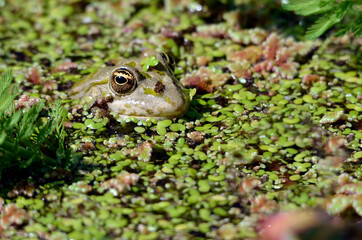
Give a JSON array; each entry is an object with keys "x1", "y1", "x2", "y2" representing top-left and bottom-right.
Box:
[
  {"x1": 283, "y1": 0, "x2": 362, "y2": 39},
  {"x1": 0, "y1": 70, "x2": 72, "y2": 182},
  {"x1": 140, "y1": 55, "x2": 159, "y2": 72}
]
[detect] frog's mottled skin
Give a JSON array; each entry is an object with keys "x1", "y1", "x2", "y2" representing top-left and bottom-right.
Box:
[{"x1": 68, "y1": 53, "x2": 189, "y2": 119}]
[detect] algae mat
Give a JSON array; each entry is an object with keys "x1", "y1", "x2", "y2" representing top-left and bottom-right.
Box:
[{"x1": 0, "y1": 1, "x2": 361, "y2": 239}]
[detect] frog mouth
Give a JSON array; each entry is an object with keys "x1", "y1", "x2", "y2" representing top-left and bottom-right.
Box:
[
  {"x1": 116, "y1": 114, "x2": 181, "y2": 120},
  {"x1": 115, "y1": 102, "x2": 189, "y2": 120}
]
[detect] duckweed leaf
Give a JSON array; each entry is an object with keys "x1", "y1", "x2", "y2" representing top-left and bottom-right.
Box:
[{"x1": 140, "y1": 55, "x2": 159, "y2": 72}]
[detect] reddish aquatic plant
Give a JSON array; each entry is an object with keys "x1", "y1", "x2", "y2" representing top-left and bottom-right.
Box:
[
  {"x1": 337, "y1": 182, "x2": 362, "y2": 195},
  {"x1": 52, "y1": 61, "x2": 78, "y2": 74},
  {"x1": 124, "y1": 139, "x2": 156, "y2": 162},
  {"x1": 324, "y1": 136, "x2": 347, "y2": 155},
  {"x1": 228, "y1": 29, "x2": 267, "y2": 45},
  {"x1": 272, "y1": 62, "x2": 299, "y2": 79},
  {"x1": 326, "y1": 193, "x2": 362, "y2": 217},
  {"x1": 227, "y1": 46, "x2": 263, "y2": 64},
  {"x1": 14, "y1": 95, "x2": 40, "y2": 110},
  {"x1": 28, "y1": 66, "x2": 42, "y2": 85},
  {"x1": 101, "y1": 172, "x2": 139, "y2": 196},
  {"x1": 195, "y1": 24, "x2": 229, "y2": 38},
  {"x1": 337, "y1": 173, "x2": 353, "y2": 186},
  {"x1": 7, "y1": 181, "x2": 35, "y2": 198},
  {"x1": 43, "y1": 80, "x2": 58, "y2": 91},
  {"x1": 238, "y1": 177, "x2": 261, "y2": 194},
  {"x1": 228, "y1": 61, "x2": 252, "y2": 78},
  {"x1": 263, "y1": 33, "x2": 280, "y2": 60},
  {"x1": 250, "y1": 195, "x2": 278, "y2": 214},
  {"x1": 253, "y1": 33, "x2": 318, "y2": 79},
  {"x1": 81, "y1": 142, "x2": 95, "y2": 151},
  {"x1": 302, "y1": 74, "x2": 321, "y2": 85},
  {"x1": 196, "y1": 56, "x2": 212, "y2": 67},
  {"x1": 161, "y1": 27, "x2": 180, "y2": 38},
  {"x1": 0, "y1": 204, "x2": 30, "y2": 231},
  {"x1": 181, "y1": 67, "x2": 230, "y2": 93},
  {"x1": 258, "y1": 211, "x2": 329, "y2": 240},
  {"x1": 187, "y1": 131, "x2": 204, "y2": 143},
  {"x1": 249, "y1": 28, "x2": 268, "y2": 45},
  {"x1": 325, "y1": 173, "x2": 362, "y2": 217}
]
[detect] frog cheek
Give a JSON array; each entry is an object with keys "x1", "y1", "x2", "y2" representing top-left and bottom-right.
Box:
[
  {"x1": 154, "y1": 91, "x2": 189, "y2": 118},
  {"x1": 169, "y1": 91, "x2": 190, "y2": 117}
]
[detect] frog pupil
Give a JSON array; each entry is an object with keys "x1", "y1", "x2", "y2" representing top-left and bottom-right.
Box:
[{"x1": 115, "y1": 76, "x2": 127, "y2": 85}]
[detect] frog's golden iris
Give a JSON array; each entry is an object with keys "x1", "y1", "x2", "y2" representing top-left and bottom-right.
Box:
[{"x1": 110, "y1": 68, "x2": 137, "y2": 95}]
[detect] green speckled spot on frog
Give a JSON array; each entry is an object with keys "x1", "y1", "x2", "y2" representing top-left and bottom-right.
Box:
[{"x1": 68, "y1": 52, "x2": 189, "y2": 119}]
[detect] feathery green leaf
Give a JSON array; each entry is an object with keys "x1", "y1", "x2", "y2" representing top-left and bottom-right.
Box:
[
  {"x1": 283, "y1": 0, "x2": 361, "y2": 39},
  {"x1": 305, "y1": 13, "x2": 341, "y2": 39},
  {"x1": 0, "y1": 70, "x2": 17, "y2": 112},
  {"x1": 282, "y1": 0, "x2": 333, "y2": 16},
  {"x1": 0, "y1": 70, "x2": 74, "y2": 182}
]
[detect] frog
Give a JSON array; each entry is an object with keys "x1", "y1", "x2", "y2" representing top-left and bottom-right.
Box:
[{"x1": 68, "y1": 52, "x2": 189, "y2": 119}]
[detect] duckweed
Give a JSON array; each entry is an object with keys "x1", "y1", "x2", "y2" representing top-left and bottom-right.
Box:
[
  {"x1": 140, "y1": 55, "x2": 159, "y2": 72},
  {"x1": 1, "y1": 0, "x2": 361, "y2": 239},
  {"x1": 289, "y1": 175, "x2": 302, "y2": 181}
]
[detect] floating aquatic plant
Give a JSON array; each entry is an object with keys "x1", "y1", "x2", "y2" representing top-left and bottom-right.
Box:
[
  {"x1": 0, "y1": 203, "x2": 30, "y2": 231},
  {"x1": 100, "y1": 172, "x2": 140, "y2": 196},
  {"x1": 1, "y1": 1, "x2": 361, "y2": 239},
  {"x1": 181, "y1": 67, "x2": 230, "y2": 93},
  {"x1": 253, "y1": 33, "x2": 318, "y2": 79},
  {"x1": 140, "y1": 54, "x2": 159, "y2": 72}
]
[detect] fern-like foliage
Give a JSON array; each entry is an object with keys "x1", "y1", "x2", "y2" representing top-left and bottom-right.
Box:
[
  {"x1": 282, "y1": 0, "x2": 362, "y2": 39},
  {"x1": 0, "y1": 70, "x2": 74, "y2": 182}
]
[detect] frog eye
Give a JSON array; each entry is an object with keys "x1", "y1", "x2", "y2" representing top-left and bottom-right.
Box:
[
  {"x1": 160, "y1": 53, "x2": 175, "y2": 71},
  {"x1": 109, "y1": 68, "x2": 137, "y2": 95}
]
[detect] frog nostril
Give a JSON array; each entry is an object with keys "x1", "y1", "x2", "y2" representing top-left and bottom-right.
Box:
[{"x1": 154, "y1": 81, "x2": 165, "y2": 93}]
